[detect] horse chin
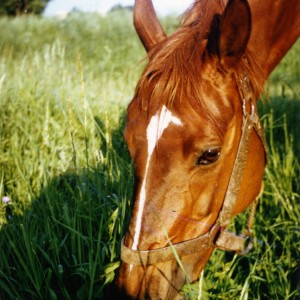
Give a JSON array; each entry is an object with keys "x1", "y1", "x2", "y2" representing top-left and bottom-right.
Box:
[{"x1": 113, "y1": 248, "x2": 214, "y2": 299}]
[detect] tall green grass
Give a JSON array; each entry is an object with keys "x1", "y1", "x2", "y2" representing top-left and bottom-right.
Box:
[
  {"x1": 0, "y1": 12, "x2": 299, "y2": 299},
  {"x1": 0, "y1": 11, "x2": 141, "y2": 299}
]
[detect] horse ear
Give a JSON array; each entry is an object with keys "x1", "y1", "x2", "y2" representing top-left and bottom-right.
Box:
[
  {"x1": 134, "y1": 0, "x2": 167, "y2": 52},
  {"x1": 207, "y1": 0, "x2": 251, "y2": 67}
]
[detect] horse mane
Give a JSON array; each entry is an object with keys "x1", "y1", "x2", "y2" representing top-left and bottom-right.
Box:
[{"x1": 135, "y1": 0, "x2": 265, "y2": 114}]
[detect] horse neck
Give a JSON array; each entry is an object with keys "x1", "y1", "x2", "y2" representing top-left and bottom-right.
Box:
[{"x1": 249, "y1": 0, "x2": 300, "y2": 78}]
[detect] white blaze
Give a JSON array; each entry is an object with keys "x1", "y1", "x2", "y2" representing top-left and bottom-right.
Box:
[{"x1": 132, "y1": 105, "x2": 183, "y2": 250}]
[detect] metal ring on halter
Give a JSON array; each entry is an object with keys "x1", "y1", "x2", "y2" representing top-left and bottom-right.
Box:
[
  {"x1": 242, "y1": 98, "x2": 255, "y2": 118},
  {"x1": 237, "y1": 230, "x2": 254, "y2": 256}
]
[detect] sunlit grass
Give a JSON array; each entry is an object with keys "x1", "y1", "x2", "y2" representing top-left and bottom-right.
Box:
[{"x1": 0, "y1": 12, "x2": 299, "y2": 299}]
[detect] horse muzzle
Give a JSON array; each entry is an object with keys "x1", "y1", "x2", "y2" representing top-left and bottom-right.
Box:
[{"x1": 113, "y1": 243, "x2": 216, "y2": 300}]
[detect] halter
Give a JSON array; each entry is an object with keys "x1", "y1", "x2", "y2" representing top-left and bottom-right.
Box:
[{"x1": 121, "y1": 76, "x2": 267, "y2": 266}]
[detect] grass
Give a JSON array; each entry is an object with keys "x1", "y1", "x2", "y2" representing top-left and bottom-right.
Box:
[{"x1": 0, "y1": 11, "x2": 299, "y2": 299}]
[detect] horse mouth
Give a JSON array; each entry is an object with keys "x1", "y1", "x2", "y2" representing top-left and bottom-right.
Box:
[{"x1": 114, "y1": 261, "x2": 185, "y2": 299}]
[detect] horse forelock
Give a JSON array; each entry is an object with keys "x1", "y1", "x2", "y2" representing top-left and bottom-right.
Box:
[{"x1": 134, "y1": 0, "x2": 265, "y2": 118}]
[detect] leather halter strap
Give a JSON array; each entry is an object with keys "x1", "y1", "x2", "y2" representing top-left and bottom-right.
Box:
[
  {"x1": 121, "y1": 76, "x2": 267, "y2": 266},
  {"x1": 121, "y1": 226, "x2": 219, "y2": 266},
  {"x1": 219, "y1": 76, "x2": 267, "y2": 228},
  {"x1": 214, "y1": 76, "x2": 266, "y2": 254}
]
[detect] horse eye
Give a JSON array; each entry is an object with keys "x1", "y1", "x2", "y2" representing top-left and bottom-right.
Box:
[{"x1": 196, "y1": 148, "x2": 221, "y2": 166}]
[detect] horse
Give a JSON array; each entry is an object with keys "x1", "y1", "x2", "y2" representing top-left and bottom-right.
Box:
[{"x1": 114, "y1": 0, "x2": 300, "y2": 298}]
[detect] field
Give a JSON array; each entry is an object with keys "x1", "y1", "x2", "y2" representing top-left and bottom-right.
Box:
[{"x1": 0, "y1": 10, "x2": 299, "y2": 299}]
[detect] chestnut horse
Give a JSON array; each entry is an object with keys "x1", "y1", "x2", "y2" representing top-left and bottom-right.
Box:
[{"x1": 114, "y1": 0, "x2": 300, "y2": 299}]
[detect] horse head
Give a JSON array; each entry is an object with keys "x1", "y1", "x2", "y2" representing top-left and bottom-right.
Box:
[{"x1": 113, "y1": 0, "x2": 299, "y2": 298}]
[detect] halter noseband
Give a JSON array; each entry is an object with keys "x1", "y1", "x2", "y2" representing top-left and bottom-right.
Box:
[{"x1": 121, "y1": 75, "x2": 267, "y2": 266}]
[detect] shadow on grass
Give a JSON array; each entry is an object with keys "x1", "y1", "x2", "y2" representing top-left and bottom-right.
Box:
[{"x1": 0, "y1": 114, "x2": 133, "y2": 299}]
